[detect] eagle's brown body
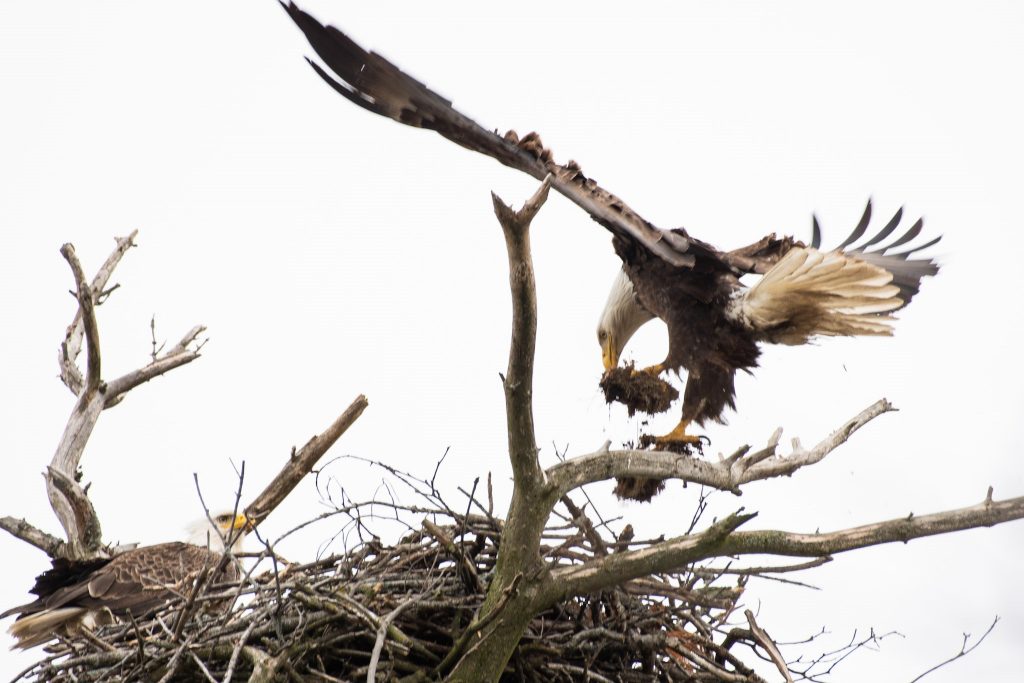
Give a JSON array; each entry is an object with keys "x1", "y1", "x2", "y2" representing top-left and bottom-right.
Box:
[
  {"x1": 2, "y1": 543, "x2": 236, "y2": 649},
  {"x1": 608, "y1": 204, "x2": 938, "y2": 431},
  {"x1": 3, "y1": 513, "x2": 250, "y2": 649},
  {"x1": 614, "y1": 232, "x2": 760, "y2": 426}
]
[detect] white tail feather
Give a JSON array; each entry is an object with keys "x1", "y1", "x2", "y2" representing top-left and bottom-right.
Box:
[
  {"x1": 8, "y1": 607, "x2": 87, "y2": 649},
  {"x1": 729, "y1": 247, "x2": 905, "y2": 345}
]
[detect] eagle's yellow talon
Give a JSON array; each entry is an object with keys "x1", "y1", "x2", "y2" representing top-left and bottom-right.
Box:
[
  {"x1": 652, "y1": 419, "x2": 703, "y2": 448},
  {"x1": 634, "y1": 362, "x2": 667, "y2": 378}
]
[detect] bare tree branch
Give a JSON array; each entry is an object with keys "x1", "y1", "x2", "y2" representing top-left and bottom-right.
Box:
[
  {"x1": 745, "y1": 609, "x2": 794, "y2": 683},
  {"x1": 44, "y1": 384, "x2": 107, "y2": 560},
  {"x1": 908, "y1": 616, "x2": 999, "y2": 683},
  {"x1": 492, "y1": 176, "x2": 550, "y2": 493},
  {"x1": 245, "y1": 395, "x2": 369, "y2": 529},
  {"x1": 60, "y1": 244, "x2": 103, "y2": 393},
  {"x1": 105, "y1": 325, "x2": 207, "y2": 404},
  {"x1": 45, "y1": 244, "x2": 111, "y2": 558},
  {"x1": 12, "y1": 235, "x2": 208, "y2": 560},
  {"x1": 58, "y1": 231, "x2": 137, "y2": 396},
  {"x1": 447, "y1": 178, "x2": 558, "y2": 682},
  {"x1": 0, "y1": 517, "x2": 65, "y2": 557},
  {"x1": 47, "y1": 467, "x2": 104, "y2": 553},
  {"x1": 548, "y1": 399, "x2": 894, "y2": 496},
  {"x1": 546, "y1": 510, "x2": 758, "y2": 600},
  {"x1": 549, "y1": 492, "x2": 1024, "y2": 601}
]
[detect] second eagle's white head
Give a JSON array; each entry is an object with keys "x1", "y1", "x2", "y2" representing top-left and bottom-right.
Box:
[{"x1": 184, "y1": 511, "x2": 253, "y2": 553}]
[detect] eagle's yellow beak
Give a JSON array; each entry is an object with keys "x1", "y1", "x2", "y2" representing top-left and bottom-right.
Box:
[
  {"x1": 602, "y1": 334, "x2": 619, "y2": 371},
  {"x1": 229, "y1": 513, "x2": 255, "y2": 533}
]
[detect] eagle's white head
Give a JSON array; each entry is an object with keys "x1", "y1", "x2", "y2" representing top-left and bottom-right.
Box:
[
  {"x1": 185, "y1": 511, "x2": 253, "y2": 553},
  {"x1": 596, "y1": 268, "x2": 656, "y2": 370}
]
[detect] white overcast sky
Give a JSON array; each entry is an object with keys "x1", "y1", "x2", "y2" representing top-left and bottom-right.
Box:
[{"x1": 2, "y1": 1, "x2": 1023, "y2": 680}]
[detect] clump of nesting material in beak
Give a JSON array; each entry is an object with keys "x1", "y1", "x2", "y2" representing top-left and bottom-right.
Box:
[{"x1": 600, "y1": 363, "x2": 678, "y2": 416}]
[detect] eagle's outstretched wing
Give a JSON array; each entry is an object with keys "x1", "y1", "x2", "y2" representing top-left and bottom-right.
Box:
[{"x1": 281, "y1": 1, "x2": 724, "y2": 270}]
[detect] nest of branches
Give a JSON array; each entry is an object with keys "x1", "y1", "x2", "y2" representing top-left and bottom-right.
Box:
[{"x1": 16, "y1": 475, "x2": 770, "y2": 683}]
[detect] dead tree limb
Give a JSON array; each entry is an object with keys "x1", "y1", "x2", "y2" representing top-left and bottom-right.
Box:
[
  {"x1": 0, "y1": 517, "x2": 65, "y2": 557},
  {"x1": 105, "y1": 325, "x2": 207, "y2": 403},
  {"x1": 2, "y1": 235, "x2": 207, "y2": 561},
  {"x1": 548, "y1": 399, "x2": 895, "y2": 496},
  {"x1": 495, "y1": 177, "x2": 550, "y2": 493},
  {"x1": 245, "y1": 395, "x2": 369, "y2": 530},
  {"x1": 59, "y1": 232, "x2": 137, "y2": 396},
  {"x1": 45, "y1": 244, "x2": 112, "y2": 558},
  {"x1": 548, "y1": 492, "x2": 1024, "y2": 600},
  {"x1": 908, "y1": 616, "x2": 1000, "y2": 683},
  {"x1": 446, "y1": 178, "x2": 558, "y2": 683},
  {"x1": 745, "y1": 610, "x2": 794, "y2": 683},
  {"x1": 61, "y1": 244, "x2": 103, "y2": 394}
]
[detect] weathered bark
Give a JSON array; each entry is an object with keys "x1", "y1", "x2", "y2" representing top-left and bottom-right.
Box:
[
  {"x1": 245, "y1": 394, "x2": 369, "y2": 530},
  {"x1": 545, "y1": 491, "x2": 1024, "y2": 602},
  {"x1": 548, "y1": 399, "x2": 895, "y2": 496},
  {"x1": 446, "y1": 179, "x2": 561, "y2": 683}
]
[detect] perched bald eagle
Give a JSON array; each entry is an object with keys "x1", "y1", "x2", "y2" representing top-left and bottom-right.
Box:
[
  {"x1": 280, "y1": 4, "x2": 940, "y2": 445},
  {"x1": 2, "y1": 512, "x2": 251, "y2": 649}
]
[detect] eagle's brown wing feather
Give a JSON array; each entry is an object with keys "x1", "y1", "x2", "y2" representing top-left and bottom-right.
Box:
[
  {"x1": 7, "y1": 543, "x2": 223, "y2": 621},
  {"x1": 280, "y1": 1, "x2": 729, "y2": 270}
]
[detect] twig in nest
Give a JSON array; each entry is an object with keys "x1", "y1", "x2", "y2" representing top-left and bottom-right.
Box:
[{"x1": 367, "y1": 593, "x2": 429, "y2": 683}]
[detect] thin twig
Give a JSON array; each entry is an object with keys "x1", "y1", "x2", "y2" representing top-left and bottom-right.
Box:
[{"x1": 908, "y1": 617, "x2": 999, "y2": 683}]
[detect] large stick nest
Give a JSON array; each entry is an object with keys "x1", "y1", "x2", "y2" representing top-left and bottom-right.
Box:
[{"x1": 15, "y1": 489, "x2": 765, "y2": 683}]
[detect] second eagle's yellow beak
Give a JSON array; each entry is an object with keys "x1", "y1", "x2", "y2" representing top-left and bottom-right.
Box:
[
  {"x1": 601, "y1": 335, "x2": 618, "y2": 371},
  {"x1": 228, "y1": 513, "x2": 255, "y2": 533}
]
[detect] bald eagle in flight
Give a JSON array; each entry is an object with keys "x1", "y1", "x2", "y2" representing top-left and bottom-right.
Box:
[
  {"x1": 2, "y1": 512, "x2": 251, "y2": 649},
  {"x1": 281, "y1": 3, "x2": 940, "y2": 445}
]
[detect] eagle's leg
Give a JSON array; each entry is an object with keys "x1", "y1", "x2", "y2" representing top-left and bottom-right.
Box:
[
  {"x1": 648, "y1": 371, "x2": 721, "y2": 451},
  {"x1": 651, "y1": 418, "x2": 704, "y2": 448},
  {"x1": 633, "y1": 362, "x2": 667, "y2": 377}
]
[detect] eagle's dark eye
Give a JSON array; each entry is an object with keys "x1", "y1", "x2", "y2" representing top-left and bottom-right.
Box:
[{"x1": 598, "y1": 330, "x2": 607, "y2": 342}]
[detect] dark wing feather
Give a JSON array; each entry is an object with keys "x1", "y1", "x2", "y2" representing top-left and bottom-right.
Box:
[
  {"x1": 0, "y1": 558, "x2": 110, "y2": 619},
  {"x1": 858, "y1": 206, "x2": 903, "y2": 248},
  {"x1": 30, "y1": 557, "x2": 110, "y2": 600},
  {"x1": 835, "y1": 201, "x2": 872, "y2": 249},
  {"x1": 874, "y1": 217, "x2": 923, "y2": 251},
  {"x1": 814, "y1": 203, "x2": 940, "y2": 307},
  {"x1": 281, "y1": 2, "x2": 718, "y2": 269},
  {"x1": 891, "y1": 233, "x2": 941, "y2": 257},
  {"x1": 723, "y1": 233, "x2": 802, "y2": 275}
]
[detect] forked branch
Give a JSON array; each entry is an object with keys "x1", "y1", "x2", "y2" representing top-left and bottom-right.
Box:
[
  {"x1": 493, "y1": 175, "x2": 551, "y2": 492},
  {"x1": 446, "y1": 178, "x2": 556, "y2": 682},
  {"x1": 3, "y1": 234, "x2": 207, "y2": 560},
  {"x1": 548, "y1": 399, "x2": 895, "y2": 496},
  {"x1": 58, "y1": 232, "x2": 136, "y2": 396}
]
